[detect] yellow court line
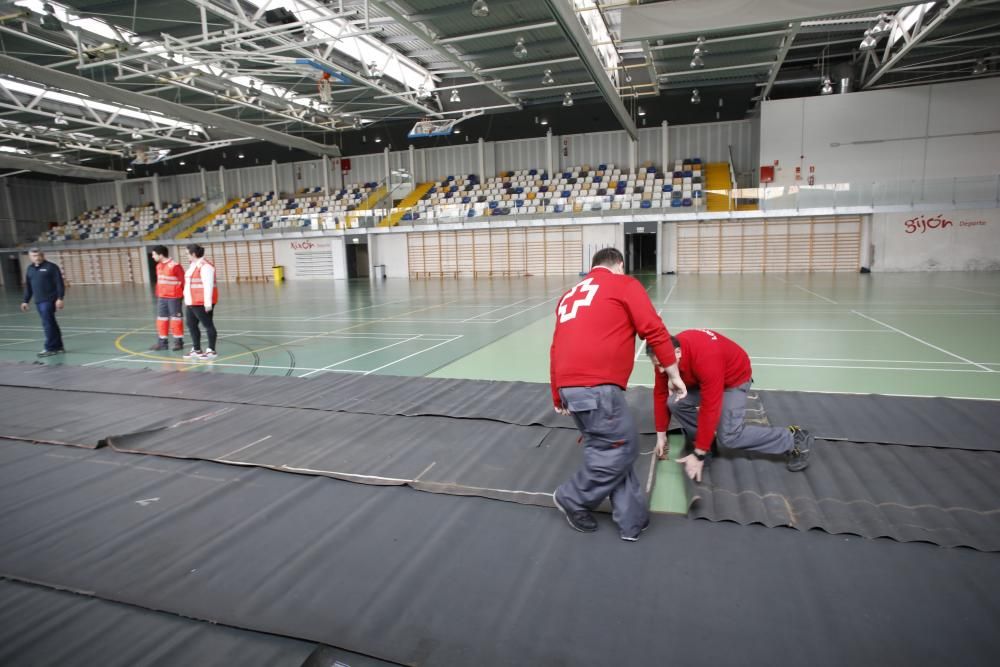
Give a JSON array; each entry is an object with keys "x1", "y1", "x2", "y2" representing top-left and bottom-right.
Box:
[{"x1": 114, "y1": 327, "x2": 182, "y2": 363}]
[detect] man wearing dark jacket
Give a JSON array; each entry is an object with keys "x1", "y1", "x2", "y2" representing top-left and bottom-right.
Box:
[
  {"x1": 20, "y1": 248, "x2": 65, "y2": 357},
  {"x1": 550, "y1": 247, "x2": 686, "y2": 541},
  {"x1": 649, "y1": 329, "x2": 813, "y2": 483}
]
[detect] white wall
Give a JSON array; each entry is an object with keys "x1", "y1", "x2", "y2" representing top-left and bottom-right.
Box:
[
  {"x1": 581, "y1": 223, "x2": 620, "y2": 271},
  {"x1": 370, "y1": 231, "x2": 409, "y2": 278},
  {"x1": 760, "y1": 78, "x2": 1000, "y2": 187},
  {"x1": 272, "y1": 237, "x2": 347, "y2": 280},
  {"x1": 873, "y1": 208, "x2": 1000, "y2": 272}
]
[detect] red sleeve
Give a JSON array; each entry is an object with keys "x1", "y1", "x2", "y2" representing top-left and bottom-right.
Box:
[
  {"x1": 691, "y1": 352, "x2": 726, "y2": 452},
  {"x1": 173, "y1": 263, "x2": 185, "y2": 285},
  {"x1": 622, "y1": 278, "x2": 673, "y2": 367},
  {"x1": 653, "y1": 369, "x2": 670, "y2": 432}
]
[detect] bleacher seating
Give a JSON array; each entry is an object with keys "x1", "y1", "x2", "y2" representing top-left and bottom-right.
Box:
[
  {"x1": 42, "y1": 199, "x2": 201, "y2": 242},
  {"x1": 192, "y1": 183, "x2": 380, "y2": 235},
  {"x1": 407, "y1": 160, "x2": 703, "y2": 222}
]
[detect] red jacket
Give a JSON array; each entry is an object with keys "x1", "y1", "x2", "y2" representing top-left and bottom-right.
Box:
[
  {"x1": 154, "y1": 259, "x2": 184, "y2": 299},
  {"x1": 653, "y1": 329, "x2": 753, "y2": 451},
  {"x1": 550, "y1": 267, "x2": 674, "y2": 407}
]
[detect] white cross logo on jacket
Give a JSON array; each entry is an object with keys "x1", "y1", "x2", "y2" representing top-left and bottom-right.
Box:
[{"x1": 558, "y1": 278, "x2": 600, "y2": 323}]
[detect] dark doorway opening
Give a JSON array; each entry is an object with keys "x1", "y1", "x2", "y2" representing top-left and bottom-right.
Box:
[
  {"x1": 626, "y1": 232, "x2": 657, "y2": 274},
  {"x1": 3, "y1": 253, "x2": 22, "y2": 290},
  {"x1": 346, "y1": 241, "x2": 370, "y2": 279}
]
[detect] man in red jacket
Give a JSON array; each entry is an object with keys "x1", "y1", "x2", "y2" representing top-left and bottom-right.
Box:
[
  {"x1": 550, "y1": 248, "x2": 686, "y2": 541},
  {"x1": 149, "y1": 245, "x2": 185, "y2": 351},
  {"x1": 648, "y1": 329, "x2": 813, "y2": 483}
]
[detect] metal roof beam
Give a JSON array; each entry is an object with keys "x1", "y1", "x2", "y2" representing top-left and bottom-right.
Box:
[
  {"x1": 863, "y1": 0, "x2": 967, "y2": 88},
  {"x1": 542, "y1": 0, "x2": 636, "y2": 139},
  {"x1": 0, "y1": 54, "x2": 340, "y2": 156},
  {"x1": 0, "y1": 154, "x2": 125, "y2": 180},
  {"x1": 760, "y1": 22, "x2": 801, "y2": 101}
]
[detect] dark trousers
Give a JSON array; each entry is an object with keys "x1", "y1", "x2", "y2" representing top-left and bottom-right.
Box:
[
  {"x1": 36, "y1": 300, "x2": 63, "y2": 352},
  {"x1": 186, "y1": 305, "x2": 217, "y2": 351},
  {"x1": 556, "y1": 385, "x2": 649, "y2": 537}
]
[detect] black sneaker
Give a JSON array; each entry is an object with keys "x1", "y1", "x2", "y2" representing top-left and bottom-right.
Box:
[
  {"x1": 171, "y1": 338, "x2": 184, "y2": 352},
  {"x1": 786, "y1": 426, "x2": 813, "y2": 472},
  {"x1": 553, "y1": 492, "x2": 597, "y2": 533},
  {"x1": 149, "y1": 339, "x2": 169, "y2": 351},
  {"x1": 620, "y1": 518, "x2": 651, "y2": 542}
]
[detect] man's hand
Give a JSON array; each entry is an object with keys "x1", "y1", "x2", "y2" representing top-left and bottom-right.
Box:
[
  {"x1": 663, "y1": 363, "x2": 687, "y2": 400},
  {"x1": 20, "y1": 302, "x2": 29, "y2": 313},
  {"x1": 55, "y1": 299, "x2": 64, "y2": 311},
  {"x1": 205, "y1": 304, "x2": 213, "y2": 313},
  {"x1": 554, "y1": 406, "x2": 571, "y2": 416},
  {"x1": 677, "y1": 454, "x2": 705, "y2": 482},
  {"x1": 655, "y1": 433, "x2": 669, "y2": 460}
]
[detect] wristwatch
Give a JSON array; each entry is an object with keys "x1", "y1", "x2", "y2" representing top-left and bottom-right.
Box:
[{"x1": 693, "y1": 449, "x2": 709, "y2": 461}]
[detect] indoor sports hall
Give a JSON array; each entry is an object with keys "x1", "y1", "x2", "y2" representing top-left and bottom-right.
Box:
[{"x1": 0, "y1": 2, "x2": 998, "y2": 666}]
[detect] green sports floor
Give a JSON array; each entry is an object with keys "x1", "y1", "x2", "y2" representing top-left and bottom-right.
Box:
[{"x1": 3, "y1": 271, "x2": 998, "y2": 512}]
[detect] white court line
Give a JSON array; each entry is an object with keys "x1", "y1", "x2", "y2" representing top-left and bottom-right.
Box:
[
  {"x1": 751, "y1": 356, "x2": 1000, "y2": 365},
  {"x1": 462, "y1": 297, "x2": 536, "y2": 322},
  {"x1": 83, "y1": 356, "x2": 364, "y2": 373},
  {"x1": 363, "y1": 336, "x2": 461, "y2": 375},
  {"x1": 851, "y1": 311, "x2": 994, "y2": 372},
  {"x1": 298, "y1": 335, "x2": 422, "y2": 377},
  {"x1": 791, "y1": 284, "x2": 838, "y2": 304},
  {"x1": 305, "y1": 297, "x2": 415, "y2": 320},
  {"x1": 751, "y1": 363, "x2": 993, "y2": 373},
  {"x1": 625, "y1": 382, "x2": 1000, "y2": 402},
  {"x1": 661, "y1": 282, "x2": 677, "y2": 304},
  {"x1": 648, "y1": 327, "x2": 892, "y2": 333},
  {"x1": 0, "y1": 339, "x2": 33, "y2": 348},
  {"x1": 491, "y1": 294, "x2": 564, "y2": 323}
]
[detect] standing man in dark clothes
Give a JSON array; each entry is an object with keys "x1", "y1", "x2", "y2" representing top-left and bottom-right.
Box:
[
  {"x1": 20, "y1": 248, "x2": 65, "y2": 357},
  {"x1": 550, "y1": 247, "x2": 687, "y2": 541},
  {"x1": 648, "y1": 329, "x2": 813, "y2": 483}
]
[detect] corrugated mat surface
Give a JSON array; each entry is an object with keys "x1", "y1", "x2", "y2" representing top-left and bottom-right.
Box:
[
  {"x1": 0, "y1": 385, "x2": 653, "y2": 507},
  {"x1": 0, "y1": 362, "x2": 660, "y2": 433},
  {"x1": 0, "y1": 579, "x2": 326, "y2": 667},
  {"x1": 686, "y1": 440, "x2": 1000, "y2": 550},
  {"x1": 1, "y1": 440, "x2": 998, "y2": 667},
  {"x1": 758, "y1": 389, "x2": 1000, "y2": 451}
]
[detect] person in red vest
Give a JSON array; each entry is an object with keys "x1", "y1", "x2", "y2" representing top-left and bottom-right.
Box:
[
  {"x1": 648, "y1": 329, "x2": 813, "y2": 483},
  {"x1": 550, "y1": 247, "x2": 686, "y2": 542},
  {"x1": 149, "y1": 245, "x2": 185, "y2": 351},
  {"x1": 182, "y1": 244, "x2": 218, "y2": 361}
]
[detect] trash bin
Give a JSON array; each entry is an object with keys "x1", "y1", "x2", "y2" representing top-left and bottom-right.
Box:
[
  {"x1": 374, "y1": 264, "x2": 386, "y2": 280},
  {"x1": 272, "y1": 265, "x2": 285, "y2": 282}
]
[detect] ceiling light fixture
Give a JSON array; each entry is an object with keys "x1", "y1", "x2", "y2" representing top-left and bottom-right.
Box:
[
  {"x1": 374, "y1": 136, "x2": 382, "y2": 143},
  {"x1": 821, "y1": 77, "x2": 834, "y2": 95},
  {"x1": 450, "y1": 89, "x2": 461, "y2": 103},
  {"x1": 513, "y1": 37, "x2": 528, "y2": 60},
  {"x1": 870, "y1": 13, "x2": 891, "y2": 36},
  {"x1": 238, "y1": 153, "x2": 245, "y2": 158},
  {"x1": 690, "y1": 88, "x2": 701, "y2": 104},
  {"x1": 542, "y1": 69, "x2": 555, "y2": 85},
  {"x1": 690, "y1": 54, "x2": 704, "y2": 68},
  {"x1": 54, "y1": 113, "x2": 68, "y2": 126},
  {"x1": 471, "y1": 0, "x2": 489, "y2": 18},
  {"x1": 131, "y1": 131, "x2": 142, "y2": 139},
  {"x1": 637, "y1": 106, "x2": 646, "y2": 116},
  {"x1": 539, "y1": 117, "x2": 549, "y2": 126},
  {"x1": 972, "y1": 58, "x2": 988, "y2": 75},
  {"x1": 563, "y1": 91, "x2": 574, "y2": 107},
  {"x1": 179, "y1": 160, "x2": 186, "y2": 166},
  {"x1": 860, "y1": 29, "x2": 877, "y2": 50},
  {"x1": 693, "y1": 36, "x2": 708, "y2": 57}
]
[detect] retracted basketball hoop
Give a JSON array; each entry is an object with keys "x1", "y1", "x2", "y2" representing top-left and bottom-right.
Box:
[{"x1": 407, "y1": 110, "x2": 484, "y2": 139}]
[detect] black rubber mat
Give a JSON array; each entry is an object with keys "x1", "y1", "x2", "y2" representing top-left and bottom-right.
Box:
[
  {"x1": 758, "y1": 389, "x2": 1000, "y2": 451},
  {"x1": 1, "y1": 441, "x2": 998, "y2": 667},
  {"x1": 0, "y1": 579, "x2": 321, "y2": 667},
  {"x1": 686, "y1": 439, "x2": 1000, "y2": 551},
  {"x1": 0, "y1": 386, "x2": 655, "y2": 508}
]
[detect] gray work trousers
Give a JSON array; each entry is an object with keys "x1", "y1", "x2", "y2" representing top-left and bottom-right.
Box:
[
  {"x1": 556, "y1": 385, "x2": 649, "y2": 536},
  {"x1": 668, "y1": 381, "x2": 793, "y2": 455}
]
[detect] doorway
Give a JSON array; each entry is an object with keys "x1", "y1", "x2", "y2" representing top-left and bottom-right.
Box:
[
  {"x1": 346, "y1": 241, "x2": 370, "y2": 279},
  {"x1": 626, "y1": 232, "x2": 657, "y2": 274},
  {"x1": 3, "y1": 253, "x2": 22, "y2": 290}
]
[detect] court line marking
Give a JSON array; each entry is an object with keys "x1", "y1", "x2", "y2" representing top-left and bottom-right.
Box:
[
  {"x1": 751, "y1": 363, "x2": 993, "y2": 373},
  {"x1": 626, "y1": 382, "x2": 1000, "y2": 401},
  {"x1": 298, "y1": 335, "x2": 422, "y2": 377},
  {"x1": 363, "y1": 336, "x2": 461, "y2": 375},
  {"x1": 851, "y1": 311, "x2": 994, "y2": 372},
  {"x1": 462, "y1": 296, "x2": 537, "y2": 322},
  {"x1": 751, "y1": 356, "x2": 1000, "y2": 365},
  {"x1": 791, "y1": 284, "x2": 839, "y2": 304},
  {"x1": 661, "y1": 281, "x2": 677, "y2": 304},
  {"x1": 305, "y1": 298, "x2": 415, "y2": 320},
  {"x1": 491, "y1": 294, "x2": 565, "y2": 323},
  {"x1": 84, "y1": 357, "x2": 363, "y2": 373},
  {"x1": 218, "y1": 435, "x2": 273, "y2": 460}
]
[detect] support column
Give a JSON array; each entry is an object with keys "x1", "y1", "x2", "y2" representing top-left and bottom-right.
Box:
[
  {"x1": 409, "y1": 144, "x2": 416, "y2": 182},
  {"x1": 62, "y1": 183, "x2": 72, "y2": 222},
  {"x1": 661, "y1": 120, "x2": 669, "y2": 170},
  {"x1": 152, "y1": 174, "x2": 161, "y2": 212},
  {"x1": 2, "y1": 180, "x2": 17, "y2": 245},
  {"x1": 218, "y1": 166, "x2": 226, "y2": 200},
  {"x1": 200, "y1": 167, "x2": 208, "y2": 201},
  {"x1": 270, "y1": 159, "x2": 279, "y2": 195},
  {"x1": 477, "y1": 137, "x2": 485, "y2": 182},
  {"x1": 546, "y1": 129, "x2": 554, "y2": 176},
  {"x1": 628, "y1": 138, "x2": 636, "y2": 172},
  {"x1": 656, "y1": 220, "x2": 663, "y2": 275},
  {"x1": 114, "y1": 179, "x2": 125, "y2": 212},
  {"x1": 322, "y1": 156, "x2": 330, "y2": 194}
]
